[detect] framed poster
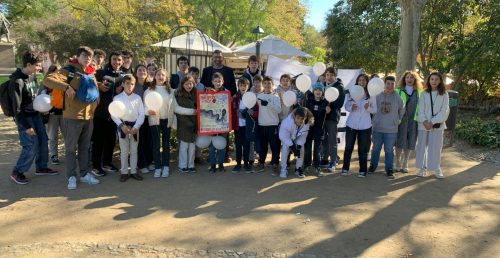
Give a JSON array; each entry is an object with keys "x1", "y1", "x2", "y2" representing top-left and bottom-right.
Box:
[{"x1": 197, "y1": 91, "x2": 232, "y2": 135}]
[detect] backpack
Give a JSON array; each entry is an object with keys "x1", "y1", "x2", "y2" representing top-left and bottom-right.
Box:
[
  {"x1": 64, "y1": 65, "x2": 99, "y2": 104},
  {"x1": 0, "y1": 78, "x2": 23, "y2": 117}
]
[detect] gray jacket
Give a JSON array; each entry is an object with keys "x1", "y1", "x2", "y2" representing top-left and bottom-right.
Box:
[{"x1": 372, "y1": 91, "x2": 405, "y2": 133}]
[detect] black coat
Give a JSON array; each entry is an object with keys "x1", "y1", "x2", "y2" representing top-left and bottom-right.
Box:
[
  {"x1": 94, "y1": 64, "x2": 125, "y2": 119},
  {"x1": 324, "y1": 79, "x2": 345, "y2": 123},
  {"x1": 200, "y1": 66, "x2": 237, "y2": 95}
]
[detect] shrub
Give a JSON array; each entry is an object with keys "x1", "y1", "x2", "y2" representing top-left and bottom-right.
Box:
[{"x1": 455, "y1": 118, "x2": 500, "y2": 148}]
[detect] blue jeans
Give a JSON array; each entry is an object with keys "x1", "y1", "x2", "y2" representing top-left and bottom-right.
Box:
[
  {"x1": 370, "y1": 131, "x2": 397, "y2": 171},
  {"x1": 150, "y1": 119, "x2": 171, "y2": 169},
  {"x1": 14, "y1": 115, "x2": 48, "y2": 173},
  {"x1": 209, "y1": 143, "x2": 226, "y2": 166}
]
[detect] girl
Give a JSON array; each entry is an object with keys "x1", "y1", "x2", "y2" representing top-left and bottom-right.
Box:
[
  {"x1": 144, "y1": 69, "x2": 174, "y2": 178},
  {"x1": 110, "y1": 75, "x2": 145, "y2": 182},
  {"x1": 174, "y1": 76, "x2": 198, "y2": 173},
  {"x1": 342, "y1": 73, "x2": 377, "y2": 178},
  {"x1": 134, "y1": 64, "x2": 154, "y2": 173},
  {"x1": 146, "y1": 63, "x2": 158, "y2": 82},
  {"x1": 415, "y1": 72, "x2": 449, "y2": 178},
  {"x1": 395, "y1": 70, "x2": 423, "y2": 173}
]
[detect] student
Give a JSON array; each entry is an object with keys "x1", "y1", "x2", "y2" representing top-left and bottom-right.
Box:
[
  {"x1": 134, "y1": 64, "x2": 154, "y2": 173},
  {"x1": 415, "y1": 72, "x2": 449, "y2": 179},
  {"x1": 342, "y1": 74, "x2": 377, "y2": 178},
  {"x1": 187, "y1": 66, "x2": 205, "y2": 164},
  {"x1": 174, "y1": 76, "x2": 198, "y2": 173},
  {"x1": 231, "y1": 77, "x2": 258, "y2": 173},
  {"x1": 110, "y1": 75, "x2": 145, "y2": 182},
  {"x1": 44, "y1": 46, "x2": 100, "y2": 190},
  {"x1": 321, "y1": 67, "x2": 345, "y2": 172},
  {"x1": 144, "y1": 69, "x2": 174, "y2": 178},
  {"x1": 248, "y1": 75, "x2": 263, "y2": 166},
  {"x1": 170, "y1": 56, "x2": 190, "y2": 89},
  {"x1": 92, "y1": 49, "x2": 106, "y2": 70},
  {"x1": 279, "y1": 107, "x2": 314, "y2": 178},
  {"x1": 394, "y1": 70, "x2": 423, "y2": 173},
  {"x1": 304, "y1": 83, "x2": 329, "y2": 176},
  {"x1": 146, "y1": 63, "x2": 157, "y2": 82},
  {"x1": 8, "y1": 51, "x2": 59, "y2": 184},
  {"x1": 275, "y1": 74, "x2": 295, "y2": 121},
  {"x1": 257, "y1": 76, "x2": 281, "y2": 173},
  {"x1": 368, "y1": 76, "x2": 405, "y2": 178},
  {"x1": 121, "y1": 49, "x2": 134, "y2": 74},
  {"x1": 208, "y1": 72, "x2": 229, "y2": 173},
  {"x1": 92, "y1": 51, "x2": 125, "y2": 176},
  {"x1": 241, "y1": 55, "x2": 264, "y2": 91},
  {"x1": 40, "y1": 65, "x2": 63, "y2": 165}
]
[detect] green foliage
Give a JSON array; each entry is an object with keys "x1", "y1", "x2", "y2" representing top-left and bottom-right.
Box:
[
  {"x1": 456, "y1": 118, "x2": 500, "y2": 148},
  {"x1": 1, "y1": 0, "x2": 59, "y2": 22}
]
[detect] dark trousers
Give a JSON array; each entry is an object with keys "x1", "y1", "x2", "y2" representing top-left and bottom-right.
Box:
[
  {"x1": 235, "y1": 127, "x2": 250, "y2": 165},
  {"x1": 305, "y1": 137, "x2": 323, "y2": 168},
  {"x1": 259, "y1": 125, "x2": 280, "y2": 165},
  {"x1": 137, "y1": 119, "x2": 153, "y2": 169},
  {"x1": 92, "y1": 117, "x2": 116, "y2": 168},
  {"x1": 150, "y1": 119, "x2": 171, "y2": 169},
  {"x1": 342, "y1": 126, "x2": 371, "y2": 172}
]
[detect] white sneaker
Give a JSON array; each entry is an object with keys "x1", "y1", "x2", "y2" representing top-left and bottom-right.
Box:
[
  {"x1": 327, "y1": 162, "x2": 336, "y2": 172},
  {"x1": 279, "y1": 170, "x2": 287, "y2": 178},
  {"x1": 140, "y1": 167, "x2": 150, "y2": 174},
  {"x1": 417, "y1": 168, "x2": 426, "y2": 177},
  {"x1": 434, "y1": 169, "x2": 444, "y2": 179},
  {"x1": 161, "y1": 166, "x2": 170, "y2": 178},
  {"x1": 148, "y1": 164, "x2": 155, "y2": 171},
  {"x1": 401, "y1": 167, "x2": 409, "y2": 173},
  {"x1": 80, "y1": 173, "x2": 100, "y2": 185},
  {"x1": 154, "y1": 169, "x2": 161, "y2": 178},
  {"x1": 67, "y1": 176, "x2": 77, "y2": 190}
]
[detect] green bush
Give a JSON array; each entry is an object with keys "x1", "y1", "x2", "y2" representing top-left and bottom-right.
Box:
[{"x1": 455, "y1": 118, "x2": 500, "y2": 148}]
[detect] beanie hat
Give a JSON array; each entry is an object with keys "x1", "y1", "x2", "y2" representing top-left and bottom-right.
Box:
[{"x1": 312, "y1": 82, "x2": 324, "y2": 92}]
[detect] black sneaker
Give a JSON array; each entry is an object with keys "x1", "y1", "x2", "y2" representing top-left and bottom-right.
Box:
[
  {"x1": 257, "y1": 163, "x2": 265, "y2": 172},
  {"x1": 102, "y1": 164, "x2": 118, "y2": 173},
  {"x1": 188, "y1": 167, "x2": 197, "y2": 173},
  {"x1": 358, "y1": 172, "x2": 367, "y2": 178},
  {"x1": 90, "y1": 167, "x2": 106, "y2": 177},
  {"x1": 232, "y1": 164, "x2": 242, "y2": 174},
  {"x1": 10, "y1": 171, "x2": 29, "y2": 185},
  {"x1": 244, "y1": 164, "x2": 254, "y2": 173},
  {"x1": 386, "y1": 169, "x2": 395, "y2": 179},
  {"x1": 51, "y1": 155, "x2": 60, "y2": 165},
  {"x1": 368, "y1": 166, "x2": 376, "y2": 174},
  {"x1": 296, "y1": 168, "x2": 305, "y2": 178},
  {"x1": 218, "y1": 164, "x2": 225, "y2": 173},
  {"x1": 319, "y1": 160, "x2": 329, "y2": 168},
  {"x1": 130, "y1": 173, "x2": 143, "y2": 181},
  {"x1": 35, "y1": 168, "x2": 59, "y2": 176},
  {"x1": 316, "y1": 167, "x2": 324, "y2": 177},
  {"x1": 209, "y1": 165, "x2": 216, "y2": 173}
]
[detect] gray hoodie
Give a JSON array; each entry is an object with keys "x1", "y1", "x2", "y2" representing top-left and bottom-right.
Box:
[{"x1": 372, "y1": 91, "x2": 405, "y2": 133}]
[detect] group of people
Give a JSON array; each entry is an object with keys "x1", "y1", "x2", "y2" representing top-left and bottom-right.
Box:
[{"x1": 5, "y1": 46, "x2": 449, "y2": 190}]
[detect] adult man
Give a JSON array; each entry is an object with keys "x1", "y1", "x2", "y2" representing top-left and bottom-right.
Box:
[{"x1": 200, "y1": 50, "x2": 236, "y2": 95}]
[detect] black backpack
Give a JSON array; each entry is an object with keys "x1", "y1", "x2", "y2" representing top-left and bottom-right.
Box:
[{"x1": 0, "y1": 78, "x2": 24, "y2": 117}]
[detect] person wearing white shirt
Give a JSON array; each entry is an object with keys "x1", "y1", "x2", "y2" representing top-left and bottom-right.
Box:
[{"x1": 110, "y1": 75, "x2": 145, "y2": 182}]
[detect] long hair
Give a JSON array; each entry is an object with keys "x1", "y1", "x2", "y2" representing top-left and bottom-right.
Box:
[
  {"x1": 150, "y1": 68, "x2": 171, "y2": 93},
  {"x1": 355, "y1": 73, "x2": 370, "y2": 98},
  {"x1": 176, "y1": 75, "x2": 197, "y2": 99},
  {"x1": 425, "y1": 72, "x2": 446, "y2": 95},
  {"x1": 399, "y1": 70, "x2": 423, "y2": 90},
  {"x1": 134, "y1": 64, "x2": 148, "y2": 85}
]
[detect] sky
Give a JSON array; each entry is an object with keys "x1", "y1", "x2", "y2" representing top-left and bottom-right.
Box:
[{"x1": 305, "y1": 0, "x2": 339, "y2": 31}]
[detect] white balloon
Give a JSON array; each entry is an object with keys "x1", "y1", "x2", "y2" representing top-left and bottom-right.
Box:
[
  {"x1": 325, "y1": 87, "x2": 339, "y2": 102},
  {"x1": 295, "y1": 74, "x2": 311, "y2": 93},
  {"x1": 33, "y1": 94, "x2": 52, "y2": 112},
  {"x1": 196, "y1": 135, "x2": 212, "y2": 148},
  {"x1": 108, "y1": 100, "x2": 126, "y2": 118},
  {"x1": 313, "y1": 62, "x2": 327, "y2": 76},
  {"x1": 242, "y1": 92, "x2": 257, "y2": 109},
  {"x1": 282, "y1": 91, "x2": 297, "y2": 107},
  {"x1": 367, "y1": 77, "x2": 385, "y2": 97},
  {"x1": 144, "y1": 91, "x2": 163, "y2": 111},
  {"x1": 349, "y1": 85, "x2": 366, "y2": 102},
  {"x1": 212, "y1": 136, "x2": 227, "y2": 150}
]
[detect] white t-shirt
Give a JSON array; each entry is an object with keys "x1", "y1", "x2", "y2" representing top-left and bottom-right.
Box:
[
  {"x1": 238, "y1": 100, "x2": 246, "y2": 127},
  {"x1": 405, "y1": 85, "x2": 414, "y2": 95}
]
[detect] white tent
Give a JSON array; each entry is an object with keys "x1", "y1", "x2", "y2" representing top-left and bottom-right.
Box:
[
  {"x1": 234, "y1": 35, "x2": 311, "y2": 58},
  {"x1": 151, "y1": 30, "x2": 232, "y2": 53}
]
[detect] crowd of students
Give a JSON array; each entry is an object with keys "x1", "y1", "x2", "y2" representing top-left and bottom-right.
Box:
[{"x1": 5, "y1": 46, "x2": 450, "y2": 190}]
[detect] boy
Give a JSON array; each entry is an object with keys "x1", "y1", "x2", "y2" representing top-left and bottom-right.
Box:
[
  {"x1": 368, "y1": 76, "x2": 405, "y2": 178},
  {"x1": 257, "y1": 76, "x2": 281, "y2": 173},
  {"x1": 321, "y1": 67, "x2": 345, "y2": 172},
  {"x1": 93, "y1": 49, "x2": 106, "y2": 70},
  {"x1": 9, "y1": 51, "x2": 58, "y2": 184},
  {"x1": 171, "y1": 56, "x2": 190, "y2": 89},
  {"x1": 279, "y1": 107, "x2": 314, "y2": 178},
  {"x1": 242, "y1": 55, "x2": 264, "y2": 91},
  {"x1": 304, "y1": 83, "x2": 329, "y2": 176},
  {"x1": 44, "y1": 46, "x2": 100, "y2": 190},
  {"x1": 110, "y1": 75, "x2": 145, "y2": 182},
  {"x1": 248, "y1": 75, "x2": 263, "y2": 165},
  {"x1": 275, "y1": 74, "x2": 295, "y2": 122},
  {"x1": 188, "y1": 66, "x2": 205, "y2": 92},
  {"x1": 208, "y1": 72, "x2": 229, "y2": 173},
  {"x1": 121, "y1": 49, "x2": 134, "y2": 74}
]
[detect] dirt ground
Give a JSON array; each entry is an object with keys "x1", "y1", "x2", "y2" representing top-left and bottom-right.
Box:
[{"x1": 0, "y1": 114, "x2": 499, "y2": 258}]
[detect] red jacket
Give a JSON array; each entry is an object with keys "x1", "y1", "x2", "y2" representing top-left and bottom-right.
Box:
[{"x1": 231, "y1": 93, "x2": 259, "y2": 131}]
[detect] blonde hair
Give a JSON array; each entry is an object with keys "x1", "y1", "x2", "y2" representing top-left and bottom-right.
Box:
[
  {"x1": 150, "y1": 68, "x2": 171, "y2": 93},
  {"x1": 399, "y1": 70, "x2": 423, "y2": 90}
]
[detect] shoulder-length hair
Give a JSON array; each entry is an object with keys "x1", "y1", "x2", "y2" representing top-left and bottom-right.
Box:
[
  {"x1": 355, "y1": 73, "x2": 370, "y2": 98},
  {"x1": 425, "y1": 72, "x2": 446, "y2": 95},
  {"x1": 176, "y1": 75, "x2": 197, "y2": 98},
  {"x1": 150, "y1": 68, "x2": 171, "y2": 93},
  {"x1": 399, "y1": 70, "x2": 423, "y2": 90}
]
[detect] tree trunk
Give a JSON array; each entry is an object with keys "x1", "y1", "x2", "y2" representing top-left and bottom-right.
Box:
[{"x1": 396, "y1": 0, "x2": 427, "y2": 81}]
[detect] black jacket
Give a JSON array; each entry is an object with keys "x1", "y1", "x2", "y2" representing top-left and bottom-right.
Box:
[
  {"x1": 324, "y1": 79, "x2": 345, "y2": 122},
  {"x1": 200, "y1": 66, "x2": 237, "y2": 95},
  {"x1": 241, "y1": 68, "x2": 264, "y2": 91},
  {"x1": 306, "y1": 97, "x2": 328, "y2": 140},
  {"x1": 94, "y1": 64, "x2": 125, "y2": 119},
  {"x1": 9, "y1": 68, "x2": 38, "y2": 128}
]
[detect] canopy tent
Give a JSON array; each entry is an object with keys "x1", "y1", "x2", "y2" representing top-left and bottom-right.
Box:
[
  {"x1": 151, "y1": 30, "x2": 232, "y2": 53},
  {"x1": 234, "y1": 35, "x2": 311, "y2": 58}
]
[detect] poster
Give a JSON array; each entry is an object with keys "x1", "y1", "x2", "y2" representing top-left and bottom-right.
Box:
[{"x1": 197, "y1": 91, "x2": 232, "y2": 135}]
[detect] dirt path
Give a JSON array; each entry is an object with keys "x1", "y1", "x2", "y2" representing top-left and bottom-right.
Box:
[{"x1": 0, "y1": 115, "x2": 499, "y2": 258}]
